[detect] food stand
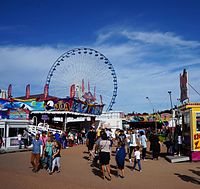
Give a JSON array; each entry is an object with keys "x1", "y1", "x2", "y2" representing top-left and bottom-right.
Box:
[{"x1": 179, "y1": 103, "x2": 200, "y2": 161}]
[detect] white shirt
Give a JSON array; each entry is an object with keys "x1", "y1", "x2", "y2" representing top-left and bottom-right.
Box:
[
  {"x1": 99, "y1": 140, "x2": 111, "y2": 153},
  {"x1": 134, "y1": 150, "x2": 140, "y2": 160},
  {"x1": 130, "y1": 134, "x2": 137, "y2": 147},
  {"x1": 17, "y1": 134, "x2": 22, "y2": 141},
  {"x1": 106, "y1": 130, "x2": 112, "y2": 138},
  {"x1": 126, "y1": 134, "x2": 130, "y2": 143}
]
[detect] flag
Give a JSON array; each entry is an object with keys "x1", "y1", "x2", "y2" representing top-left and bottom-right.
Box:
[
  {"x1": 70, "y1": 84, "x2": 75, "y2": 98},
  {"x1": 8, "y1": 84, "x2": 12, "y2": 98},
  {"x1": 180, "y1": 69, "x2": 189, "y2": 102},
  {"x1": 26, "y1": 84, "x2": 30, "y2": 99},
  {"x1": 44, "y1": 84, "x2": 49, "y2": 99},
  {"x1": 82, "y1": 79, "x2": 85, "y2": 93}
]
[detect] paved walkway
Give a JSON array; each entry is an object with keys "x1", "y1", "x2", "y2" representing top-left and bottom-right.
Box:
[
  {"x1": 0, "y1": 147, "x2": 31, "y2": 154},
  {"x1": 0, "y1": 145, "x2": 200, "y2": 189}
]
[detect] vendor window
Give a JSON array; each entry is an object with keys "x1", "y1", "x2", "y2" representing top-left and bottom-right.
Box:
[
  {"x1": 0, "y1": 128, "x2": 4, "y2": 137},
  {"x1": 196, "y1": 113, "x2": 200, "y2": 132},
  {"x1": 183, "y1": 113, "x2": 190, "y2": 132},
  {"x1": 9, "y1": 128, "x2": 24, "y2": 137}
]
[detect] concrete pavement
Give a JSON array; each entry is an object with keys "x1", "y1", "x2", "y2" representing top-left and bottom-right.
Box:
[{"x1": 0, "y1": 145, "x2": 199, "y2": 189}]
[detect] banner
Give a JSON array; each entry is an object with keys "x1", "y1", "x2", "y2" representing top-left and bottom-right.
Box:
[
  {"x1": 8, "y1": 84, "x2": 12, "y2": 98},
  {"x1": 180, "y1": 69, "x2": 189, "y2": 103},
  {"x1": 44, "y1": 84, "x2": 49, "y2": 99},
  {"x1": 70, "y1": 84, "x2": 75, "y2": 98},
  {"x1": 26, "y1": 84, "x2": 30, "y2": 99}
]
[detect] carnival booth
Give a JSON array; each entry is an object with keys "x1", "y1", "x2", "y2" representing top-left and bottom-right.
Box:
[
  {"x1": 180, "y1": 103, "x2": 200, "y2": 161},
  {"x1": 0, "y1": 119, "x2": 30, "y2": 149}
]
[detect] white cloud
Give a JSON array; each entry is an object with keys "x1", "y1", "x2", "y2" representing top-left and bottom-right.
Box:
[
  {"x1": 0, "y1": 45, "x2": 63, "y2": 95},
  {"x1": 1, "y1": 28, "x2": 200, "y2": 113},
  {"x1": 122, "y1": 30, "x2": 200, "y2": 48},
  {"x1": 93, "y1": 28, "x2": 200, "y2": 112}
]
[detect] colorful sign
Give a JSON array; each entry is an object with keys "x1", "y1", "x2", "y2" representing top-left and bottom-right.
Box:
[
  {"x1": 126, "y1": 113, "x2": 171, "y2": 123},
  {"x1": 194, "y1": 133, "x2": 200, "y2": 150},
  {"x1": 193, "y1": 113, "x2": 200, "y2": 151},
  {"x1": 0, "y1": 96, "x2": 104, "y2": 120}
]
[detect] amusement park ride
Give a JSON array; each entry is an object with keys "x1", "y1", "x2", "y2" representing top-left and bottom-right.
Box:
[
  {"x1": 0, "y1": 47, "x2": 118, "y2": 117},
  {"x1": 0, "y1": 47, "x2": 118, "y2": 149}
]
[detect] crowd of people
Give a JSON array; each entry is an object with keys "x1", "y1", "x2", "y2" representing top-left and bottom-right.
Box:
[
  {"x1": 30, "y1": 128, "x2": 88, "y2": 174},
  {"x1": 31, "y1": 131, "x2": 62, "y2": 174},
  {"x1": 29, "y1": 125, "x2": 180, "y2": 180},
  {"x1": 85, "y1": 126, "x2": 162, "y2": 180}
]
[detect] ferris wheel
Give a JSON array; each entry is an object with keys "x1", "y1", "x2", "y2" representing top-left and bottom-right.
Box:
[{"x1": 45, "y1": 47, "x2": 118, "y2": 111}]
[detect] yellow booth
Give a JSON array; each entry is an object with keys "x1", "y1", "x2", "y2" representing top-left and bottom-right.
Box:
[{"x1": 179, "y1": 103, "x2": 200, "y2": 161}]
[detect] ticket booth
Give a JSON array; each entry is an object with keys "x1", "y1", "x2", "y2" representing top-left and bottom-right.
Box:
[{"x1": 180, "y1": 103, "x2": 200, "y2": 161}]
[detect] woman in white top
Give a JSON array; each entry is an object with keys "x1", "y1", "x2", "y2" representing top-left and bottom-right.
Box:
[
  {"x1": 99, "y1": 132, "x2": 111, "y2": 180},
  {"x1": 128, "y1": 129, "x2": 137, "y2": 163}
]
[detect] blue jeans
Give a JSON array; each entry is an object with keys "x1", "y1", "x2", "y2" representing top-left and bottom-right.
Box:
[
  {"x1": 133, "y1": 159, "x2": 141, "y2": 171},
  {"x1": 18, "y1": 140, "x2": 22, "y2": 149},
  {"x1": 46, "y1": 155, "x2": 52, "y2": 170},
  {"x1": 52, "y1": 157, "x2": 61, "y2": 172}
]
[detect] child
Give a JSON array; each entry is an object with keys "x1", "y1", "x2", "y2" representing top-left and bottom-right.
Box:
[
  {"x1": 133, "y1": 146, "x2": 142, "y2": 172},
  {"x1": 49, "y1": 140, "x2": 61, "y2": 175},
  {"x1": 115, "y1": 141, "x2": 126, "y2": 178}
]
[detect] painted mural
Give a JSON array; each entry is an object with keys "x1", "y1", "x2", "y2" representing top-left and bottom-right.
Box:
[
  {"x1": 126, "y1": 113, "x2": 172, "y2": 124},
  {"x1": 0, "y1": 97, "x2": 104, "y2": 120}
]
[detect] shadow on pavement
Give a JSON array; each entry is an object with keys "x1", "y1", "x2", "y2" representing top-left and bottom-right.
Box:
[
  {"x1": 189, "y1": 169, "x2": 200, "y2": 177},
  {"x1": 110, "y1": 169, "x2": 118, "y2": 176},
  {"x1": 110, "y1": 164, "x2": 117, "y2": 169},
  {"x1": 83, "y1": 156, "x2": 89, "y2": 161},
  {"x1": 91, "y1": 163, "x2": 118, "y2": 178},
  {"x1": 92, "y1": 168, "x2": 103, "y2": 179},
  {"x1": 126, "y1": 165, "x2": 133, "y2": 170},
  {"x1": 174, "y1": 173, "x2": 200, "y2": 185}
]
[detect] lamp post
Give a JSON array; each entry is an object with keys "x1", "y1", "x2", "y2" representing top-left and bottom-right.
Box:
[
  {"x1": 168, "y1": 91, "x2": 173, "y2": 110},
  {"x1": 168, "y1": 91, "x2": 174, "y2": 128},
  {"x1": 146, "y1": 97, "x2": 157, "y2": 134}
]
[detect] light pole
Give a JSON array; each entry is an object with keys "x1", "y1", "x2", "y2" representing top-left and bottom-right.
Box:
[
  {"x1": 146, "y1": 97, "x2": 157, "y2": 133},
  {"x1": 146, "y1": 97, "x2": 154, "y2": 113},
  {"x1": 168, "y1": 91, "x2": 173, "y2": 110},
  {"x1": 168, "y1": 91, "x2": 174, "y2": 127}
]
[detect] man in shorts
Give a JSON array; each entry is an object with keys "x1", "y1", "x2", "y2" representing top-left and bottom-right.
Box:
[{"x1": 86, "y1": 126, "x2": 96, "y2": 161}]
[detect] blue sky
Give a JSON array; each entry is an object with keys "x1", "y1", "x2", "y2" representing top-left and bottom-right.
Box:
[{"x1": 0, "y1": 0, "x2": 200, "y2": 113}]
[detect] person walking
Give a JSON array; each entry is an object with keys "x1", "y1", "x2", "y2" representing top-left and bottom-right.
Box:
[
  {"x1": 31, "y1": 133, "x2": 43, "y2": 173},
  {"x1": 139, "y1": 131, "x2": 147, "y2": 160},
  {"x1": 115, "y1": 141, "x2": 126, "y2": 178},
  {"x1": 133, "y1": 146, "x2": 142, "y2": 172},
  {"x1": 17, "y1": 132, "x2": 22, "y2": 149},
  {"x1": 44, "y1": 136, "x2": 53, "y2": 173},
  {"x1": 99, "y1": 132, "x2": 111, "y2": 180},
  {"x1": 49, "y1": 140, "x2": 61, "y2": 175},
  {"x1": 149, "y1": 132, "x2": 160, "y2": 160},
  {"x1": 40, "y1": 131, "x2": 47, "y2": 168},
  {"x1": 86, "y1": 127, "x2": 96, "y2": 161},
  {"x1": 128, "y1": 129, "x2": 137, "y2": 163}
]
